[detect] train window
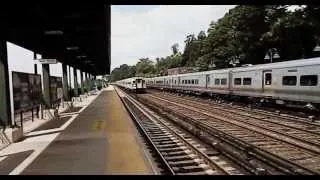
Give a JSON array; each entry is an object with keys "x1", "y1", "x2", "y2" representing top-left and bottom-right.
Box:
[
  {"x1": 175, "y1": 80, "x2": 177, "y2": 84},
  {"x1": 234, "y1": 78, "x2": 241, "y2": 85},
  {"x1": 243, "y1": 78, "x2": 252, "y2": 85},
  {"x1": 221, "y1": 78, "x2": 227, "y2": 85},
  {"x1": 195, "y1": 79, "x2": 198, "y2": 84},
  {"x1": 214, "y1": 79, "x2": 220, "y2": 85},
  {"x1": 191, "y1": 80, "x2": 194, "y2": 84},
  {"x1": 265, "y1": 73, "x2": 272, "y2": 85},
  {"x1": 188, "y1": 80, "x2": 191, "y2": 84},
  {"x1": 300, "y1": 75, "x2": 318, "y2": 86},
  {"x1": 282, "y1": 76, "x2": 297, "y2": 86},
  {"x1": 182, "y1": 80, "x2": 184, "y2": 84}
]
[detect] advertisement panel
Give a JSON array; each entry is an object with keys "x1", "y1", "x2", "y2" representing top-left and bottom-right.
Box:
[{"x1": 12, "y1": 72, "x2": 42, "y2": 111}]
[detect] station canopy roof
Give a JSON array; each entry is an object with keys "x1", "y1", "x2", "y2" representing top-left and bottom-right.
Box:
[{"x1": 0, "y1": 2, "x2": 110, "y2": 75}]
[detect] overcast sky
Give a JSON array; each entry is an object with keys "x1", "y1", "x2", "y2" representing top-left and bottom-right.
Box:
[{"x1": 111, "y1": 5, "x2": 236, "y2": 71}]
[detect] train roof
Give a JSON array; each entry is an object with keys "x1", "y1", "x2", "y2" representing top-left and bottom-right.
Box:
[
  {"x1": 231, "y1": 57, "x2": 320, "y2": 72},
  {"x1": 116, "y1": 76, "x2": 145, "y2": 82},
  {"x1": 148, "y1": 57, "x2": 320, "y2": 78}
]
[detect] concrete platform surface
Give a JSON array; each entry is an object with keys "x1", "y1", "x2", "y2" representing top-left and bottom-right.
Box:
[{"x1": 0, "y1": 87, "x2": 155, "y2": 175}]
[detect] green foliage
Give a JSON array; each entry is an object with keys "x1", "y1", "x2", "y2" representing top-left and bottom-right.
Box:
[
  {"x1": 110, "y1": 64, "x2": 136, "y2": 81},
  {"x1": 264, "y1": 7, "x2": 317, "y2": 60},
  {"x1": 171, "y1": 43, "x2": 179, "y2": 55},
  {"x1": 110, "y1": 5, "x2": 320, "y2": 80},
  {"x1": 135, "y1": 58, "x2": 156, "y2": 76}
]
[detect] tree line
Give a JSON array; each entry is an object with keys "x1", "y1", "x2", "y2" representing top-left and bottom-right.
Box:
[{"x1": 111, "y1": 5, "x2": 320, "y2": 82}]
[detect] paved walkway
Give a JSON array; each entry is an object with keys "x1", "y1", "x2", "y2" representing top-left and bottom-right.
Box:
[{"x1": 0, "y1": 86, "x2": 154, "y2": 175}]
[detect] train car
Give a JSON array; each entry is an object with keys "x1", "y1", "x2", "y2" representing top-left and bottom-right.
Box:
[
  {"x1": 150, "y1": 76, "x2": 166, "y2": 89},
  {"x1": 205, "y1": 69, "x2": 231, "y2": 96},
  {"x1": 176, "y1": 72, "x2": 205, "y2": 93},
  {"x1": 116, "y1": 77, "x2": 146, "y2": 93},
  {"x1": 146, "y1": 57, "x2": 320, "y2": 109},
  {"x1": 230, "y1": 58, "x2": 320, "y2": 107},
  {"x1": 146, "y1": 78, "x2": 155, "y2": 87}
]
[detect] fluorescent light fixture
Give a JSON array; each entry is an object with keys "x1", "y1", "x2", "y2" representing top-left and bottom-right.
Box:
[
  {"x1": 76, "y1": 55, "x2": 87, "y2": 59},
  {"x1": 264, "y1": 54, "x2": 270, "y2": 60},
  {"x1": 313, "y1": 45, "x2": 320, "y2": 52},
  {"x1": 66, "y1": 46, "x2": 79, "y2": 50},
  {"x1": 44, "y1": 30, "x2": 64, "y2": 35},
  {"x1": 273, "y1": 52, "x2": 280, "y2": 59}
]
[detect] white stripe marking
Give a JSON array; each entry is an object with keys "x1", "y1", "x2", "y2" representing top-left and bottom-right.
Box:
[
  {"x1": 0, "y1": 156, "x2": 7, "y2": 163},
  {"x1": 7, "y1": 91, "x2": 103, "y2": 175},
  {"x1": 9, "y1": 133, "x2": 60, "y2": 175}
]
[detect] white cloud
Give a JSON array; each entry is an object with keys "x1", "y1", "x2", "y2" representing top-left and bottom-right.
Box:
[{"x1": 111, "y1": 5, "x2": 236, "y2": 71}]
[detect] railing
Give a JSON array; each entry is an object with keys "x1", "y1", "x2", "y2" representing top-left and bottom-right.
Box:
[{"x1": 13, "y1": 105, "x2": 40, "y2": 129}]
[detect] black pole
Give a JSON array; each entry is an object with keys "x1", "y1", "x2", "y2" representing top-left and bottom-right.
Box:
[
  {"x1": 34, "y1": 64, "x2": 38, "y2": 74},
  {"x1": 34, "y1": 53, "x2": 37, "y2": 74},
  {"x1": 0, "y1": 40, "x2": 12, "y2": 127},
  {"x1": 68, "y1": 66, "x2": 71, "y2": 92}
]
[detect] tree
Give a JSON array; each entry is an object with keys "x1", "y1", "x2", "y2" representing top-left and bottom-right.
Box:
[
  {"x1": 112, "y1": 5, "x2": 320, "y2": 79},
  {"x1": 135, "y1": 58, "x2": 156, "y2": 76},
  {"x1": 182, "y1": 34, "x2": 197, "y2": 66},
  {"x1": 197, "y1": 30, "x2": 206, "y2": 41},
  {"x1": 206, "y1": 6, "x2": 269, "y2": 66},
  {"x1": 263, "y1": 7, "x2": 317, "y2": 61},
  {"x1": 181, "y1": 31, "x2": 208, "y2": 68},
  {"x1": 171, "y1": 43, "x2": 179, "y2": 55},
  {"x1": 110, "y1": 64, "x2": 136, "y2": 82}
]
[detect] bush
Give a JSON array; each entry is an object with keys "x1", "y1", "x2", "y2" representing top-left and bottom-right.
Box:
[{"x1": 83, "y1": 87, "x2": 88, "y2": 93}]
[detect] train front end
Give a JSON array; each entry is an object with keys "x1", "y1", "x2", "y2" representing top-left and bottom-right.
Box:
[{"x1": 135, "y1": 78, "x2": 146, "y2": 93}]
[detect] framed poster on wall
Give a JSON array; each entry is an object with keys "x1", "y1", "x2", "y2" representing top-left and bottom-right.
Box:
[{"x1": 12, "y1": 71, "x2": 41, "y2": 112}]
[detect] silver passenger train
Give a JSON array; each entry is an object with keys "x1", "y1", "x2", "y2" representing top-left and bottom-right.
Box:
[
  {"x1": 115, "y1": 77, "x2": 146, "y2": 93},
  {"x1": 146, "y1": 58, "x2": 320, "y2": 110}
]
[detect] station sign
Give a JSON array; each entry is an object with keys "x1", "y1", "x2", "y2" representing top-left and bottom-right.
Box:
[{"x1": 37, "y1": 59, "x2": 58, "y2": 64}]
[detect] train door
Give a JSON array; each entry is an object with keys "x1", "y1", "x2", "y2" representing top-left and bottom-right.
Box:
[
  {"x1": 136, "y1": 79, "x2": 142, "y2": 89},
  {"x1": 142, "y1": 79, "x2": 146, "y2": 88},
  {"x1": 132, "y1": 80, "x2": 136, "y2": 89},
  {"x1": 205, "y1": 74, "x2": 210, "y2": 88},
  {"x1": 262, "y1": 70, "x2": 272, "y2": 92},
  {"x1": 228, "y1": 71, "x2": 232, "y2": 90},
  {"x1": 163, "y1": 78, "x2": 165, "y2": 88}
]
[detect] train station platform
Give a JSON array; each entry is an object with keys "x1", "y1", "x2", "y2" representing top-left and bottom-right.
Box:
[{"x1": 0, "y1": 86, "x2": 155, "y2": 175}]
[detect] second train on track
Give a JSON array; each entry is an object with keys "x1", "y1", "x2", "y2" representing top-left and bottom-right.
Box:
[
  {"x1": 145, "y1": 58, "x2": 320, "y2": 110},
  {"x1": 115, "y1": 58, "x2": 320, "y2": 110}
]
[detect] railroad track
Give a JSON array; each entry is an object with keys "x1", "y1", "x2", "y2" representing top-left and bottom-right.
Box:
[
  {"x1": 146, "y1": 92, "x2": 320, "y2": 153},
  {"x1": 115, "y1": 87, "x2": 244, "y2": 175},
  {"x1": 149, "y1": 89, "x2": 320, "y2": 122},
  {"x1": 137, "y1": 93, "x2": 320, "y2": 175},
  {"x1": 155, "y1": 90, "x2": 320, "y2": 125}
]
